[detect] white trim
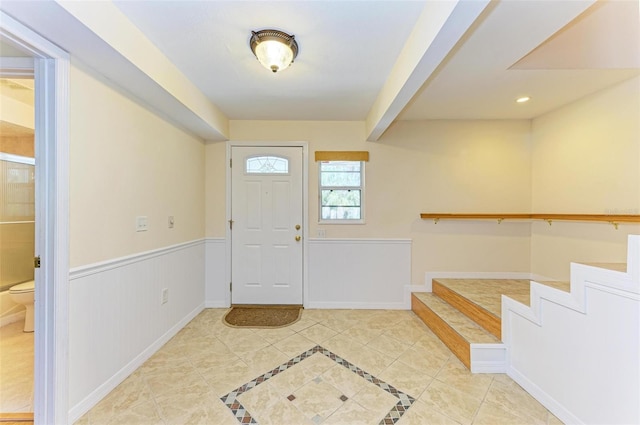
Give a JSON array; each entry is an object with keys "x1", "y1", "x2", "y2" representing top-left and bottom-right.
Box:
[
  {"x1": 205, "y1": 237, "x2": 226, "y2": 242},
  {"x1": 501, "y1": 243, "x2": 640, "y2": 423},
  {"x1": 0, "y1": 56, "x2": 35, "y2": 75},
  {"x1": 469, "y1": 343, "x2": 506, "y2": 373},
  {"x1": 1, "y1": 11, "x2": 71, "y2": 425},
  {"x1": 318, "y1": 159, "x2": 365, "y2": 224},
  {"x1": 507, "y1": 365, "x2": 584, "y2": 425},
  {"x1": 204, "y1": 301, "x2": 229, "y2": 308},
  {"x1": 470, "y1": 360, "x2": 506, "y2": 374},
  {"x1": 69, "y1": 239, "x2": 204, "y2": 280},
  {"x1": 309, "y1": 238, "x2": 411, "y2": 244},
  {"x1": 0, "y1": 152, "x2": 35, "y2": 164},
  {"x1": 204, "y1": 237, "x2": 228, "y2": 308},
  {"x1": 226, "y1": 141, "x2": 309, "y2": 307},
  {"x1": 0, "y1": 310, "x2": 26, "y2": 328},
  {"x1": 306, "y1": 301, "x2": 408, "y2": 310},
  {"x1": 68, "y1": 303, "x2": 204, "y2": 423}
]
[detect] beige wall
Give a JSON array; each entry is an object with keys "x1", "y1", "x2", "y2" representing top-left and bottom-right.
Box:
[
  {"x1": 206, "y1": 119, "x2": 533, "y2": 284},
  {"x1": 530, "y1": 76, "x2": 640, "y2": 279},
  {"x1": 190, "y1": 78, "x2": 639, "y2": 285},
  {"x1": 69, "y1": 63, "x2": 205, "y2": 268}
]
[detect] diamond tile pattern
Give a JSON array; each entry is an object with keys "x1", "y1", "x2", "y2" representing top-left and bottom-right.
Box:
[
  {"x1": 72, "y1": 308, "x2": 560, "y2": 425},
  {"x1": 221, "y1": 345, "x2": 416, "y2": 424}
]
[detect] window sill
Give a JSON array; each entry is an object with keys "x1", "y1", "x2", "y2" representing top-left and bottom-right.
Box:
[{"x1": 318, "y1": 219, "x2": 365, "y2": 225}]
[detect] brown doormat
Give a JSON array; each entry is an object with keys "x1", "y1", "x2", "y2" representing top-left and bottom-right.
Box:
[{"x1": 223, "y1": 305, "x2": 302, "y2": 328}]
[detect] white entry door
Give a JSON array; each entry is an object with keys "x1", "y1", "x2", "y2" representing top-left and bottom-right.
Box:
[{"x1": 231, "y1": 146, "x2": 304, "y2": 305}]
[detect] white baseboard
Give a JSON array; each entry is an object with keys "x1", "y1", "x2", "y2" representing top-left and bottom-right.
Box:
[
  {"x1": 507, "y1": 365, "x2": 583, "y2": 425},
  {"x1": 205, "y1": 300, "x2": 229, "y2": 308},
  {"x1": 306, "y1": 301, "x2": 408, "y2": 310},
  {"x1": 68, "y1": 303, "x2": 204, "y2": 423},
  {"x1": 470, "y1": 343, "x2": 506, "y2": 373},
  {"x1": 0, "y1": 309, "x2": 25, "y2": 328},
  {"x1": 409, "y1": 284, "x2": 430, "y2": 293}
]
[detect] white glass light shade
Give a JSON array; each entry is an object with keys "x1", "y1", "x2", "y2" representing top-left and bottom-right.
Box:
[
  {"x1": 254, "y1": 40, "x2": 294, "y2": 73},
  {"x1": 250, "y1": 30, "x2": 299, "y2": 73}
]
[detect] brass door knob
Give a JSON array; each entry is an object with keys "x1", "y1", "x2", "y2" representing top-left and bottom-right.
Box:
[{"x1": 295, "y1": 235, "x2": 301, "y2": 241}]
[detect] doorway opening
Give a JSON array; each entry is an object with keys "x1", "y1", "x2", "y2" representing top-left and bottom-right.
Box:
[
  {"x1": 1, "y1": 11, "x2": 70, "y2": 425},
  {"x1": 0, "y1": 60, "x2": 36, "y2": 423}
]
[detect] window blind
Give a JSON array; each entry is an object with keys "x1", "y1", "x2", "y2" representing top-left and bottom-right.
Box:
[{"x1": 314, "y1": 151, "x2": 369, "y2": 162}]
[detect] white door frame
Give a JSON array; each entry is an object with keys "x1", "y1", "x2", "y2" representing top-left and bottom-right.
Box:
[
  {"x1": 1, "y1": 12, "x2": 70, "y2": 425},
  {"x1": 226, "y1": 141, "x2": 309, "y2": 308}
]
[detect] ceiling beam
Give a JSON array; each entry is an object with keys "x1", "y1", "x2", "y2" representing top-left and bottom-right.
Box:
[
  {"x1": 1, "y1": 0, "x2": 229, "y2": 141},
  {"x1": 56, "y1": 0, "x2": 229, "y2": 141},
  {"x1": 365, "y1": 0, "x2": 490, "y2": 141}
]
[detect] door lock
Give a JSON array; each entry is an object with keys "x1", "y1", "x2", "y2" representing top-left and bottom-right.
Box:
[{"x1": 295, "y1": 224, "x2": 301, "y2": 230}]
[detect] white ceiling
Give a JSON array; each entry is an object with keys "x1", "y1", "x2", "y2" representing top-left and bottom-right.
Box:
[
  {"x1": 399, "y1": 0, "x2": 640, "y2": 120},
  {"x1": 1, "y1": 0, "x2": 638, "y2": 140},
  {"x1": 113, "y1": 0, "x2": 425, "y2": 121}
]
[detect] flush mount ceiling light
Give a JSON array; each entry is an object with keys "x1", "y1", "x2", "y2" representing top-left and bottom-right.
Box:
[
  {"x1": 250, "y1": 29, "x2": 299, "y2": 73},
  {"x1": 516, "y1": 96, "x2": 531, "y2": 103}
]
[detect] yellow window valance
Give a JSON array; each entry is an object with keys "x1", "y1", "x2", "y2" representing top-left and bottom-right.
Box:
[{"x1": 314, "y1": 151, "x2": 369, "y2": 162}]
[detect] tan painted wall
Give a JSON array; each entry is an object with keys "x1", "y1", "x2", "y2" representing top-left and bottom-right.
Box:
[
  {"x1": 530, "y1": 76, "x2": 640, "y2": 279},
  {"x1": 206, "y1": 119, "x2": 532, "y2": 284},
  {"x1": 69, "y1": 63, "x2": 205, "y2": 268}
]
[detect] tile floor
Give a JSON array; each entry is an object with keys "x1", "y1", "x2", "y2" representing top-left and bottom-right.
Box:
[
  {"x1": 76, "y1": 308, "x2": 563, "y2": 425},
  {"x1": 0, "y1": 320, "x2": 34, "y2": 412}
]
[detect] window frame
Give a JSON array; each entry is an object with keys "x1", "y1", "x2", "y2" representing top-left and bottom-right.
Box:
[{"x1": 318, "y1": 160, "x2": 365, "y2": 224}]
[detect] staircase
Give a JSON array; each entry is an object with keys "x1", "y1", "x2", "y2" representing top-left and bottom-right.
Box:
[
  {"x1": 412, "y1": 235, "x2": 640, "y2": 424},
  {"x1": 412, "y1": 278, "x2": 570, "y2": 373}
]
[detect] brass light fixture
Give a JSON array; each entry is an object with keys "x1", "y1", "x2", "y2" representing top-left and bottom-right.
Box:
[{"x1": 250, "y1": 29, "x2": 299, "y2": 73}]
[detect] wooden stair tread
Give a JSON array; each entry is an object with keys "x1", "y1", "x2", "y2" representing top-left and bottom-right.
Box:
[
  {"x1": 412, "y1": 292, "x2": 499, "y2": 344},
  {"x1": 433, "y1": 278, "x2": 571, "y2": 317},
  {"x1": 434, "y1": 278, "x2": 530, "y2": 319}
]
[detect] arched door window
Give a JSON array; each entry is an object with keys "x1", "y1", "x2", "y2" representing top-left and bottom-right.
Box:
[{"x1": 245, "y1": 155, "x2": 289, "y2": 174}]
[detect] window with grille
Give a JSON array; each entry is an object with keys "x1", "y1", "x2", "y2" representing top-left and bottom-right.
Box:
[{"x1": 319, "y1": 160, "x2": 364, "y2": 222}]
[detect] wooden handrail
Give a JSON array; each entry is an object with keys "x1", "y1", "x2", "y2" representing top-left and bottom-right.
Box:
[{"x1": 420, "y1": 213, "x2": 640, "y2": 229}]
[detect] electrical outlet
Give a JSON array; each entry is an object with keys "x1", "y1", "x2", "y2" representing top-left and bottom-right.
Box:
[
  {"x1": 161, "y1": 288, "x2": 168, "y2": 304},
  {"x1": 317, "y1": 229, "x2": 326, "y2": 238}
]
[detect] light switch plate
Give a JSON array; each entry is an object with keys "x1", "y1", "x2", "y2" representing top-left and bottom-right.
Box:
[{"x1": 136, "y1": 216, "x2": 148, "y2": 232}]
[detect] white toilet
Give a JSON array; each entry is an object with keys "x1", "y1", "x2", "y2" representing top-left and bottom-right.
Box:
[{"x1": 9, "y1": 280, "x2": 35, "y2": 332}]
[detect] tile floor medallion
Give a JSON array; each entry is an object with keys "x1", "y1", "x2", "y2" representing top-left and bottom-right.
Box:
[
  {"x1": 76, "y1": 308, "x2": 563, "y2": 425},
  {"x1": 221, "y1": 345, "x2": 415, "y2": 424}
]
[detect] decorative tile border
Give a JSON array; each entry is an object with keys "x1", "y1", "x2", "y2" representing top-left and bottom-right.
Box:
[{"x1": 220, "y1": 345, "x2": 416, "y2": 424}]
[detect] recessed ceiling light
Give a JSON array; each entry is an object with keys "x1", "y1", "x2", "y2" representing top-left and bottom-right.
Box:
[{"x1": 516, "y1": 96, "x2": 531, "y2": 103}]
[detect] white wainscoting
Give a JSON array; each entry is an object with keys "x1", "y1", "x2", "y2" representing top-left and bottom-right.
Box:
[
  {"x1": 307, "y1": 238, "x2": 412, "y2": 309},
  {"x1": 205, "y1": 237, "x2": 229, "y2": 307},
  {"x1": 68, "y1": 239, "x2": 205, "y2": 423},
  {"x1": 503, "y1": 235, "x2": 640, "y2": 424}
]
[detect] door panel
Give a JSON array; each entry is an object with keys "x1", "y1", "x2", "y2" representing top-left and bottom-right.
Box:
[{"x1": 231, "y1": 146, "x2": 303, "y2": 305}]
